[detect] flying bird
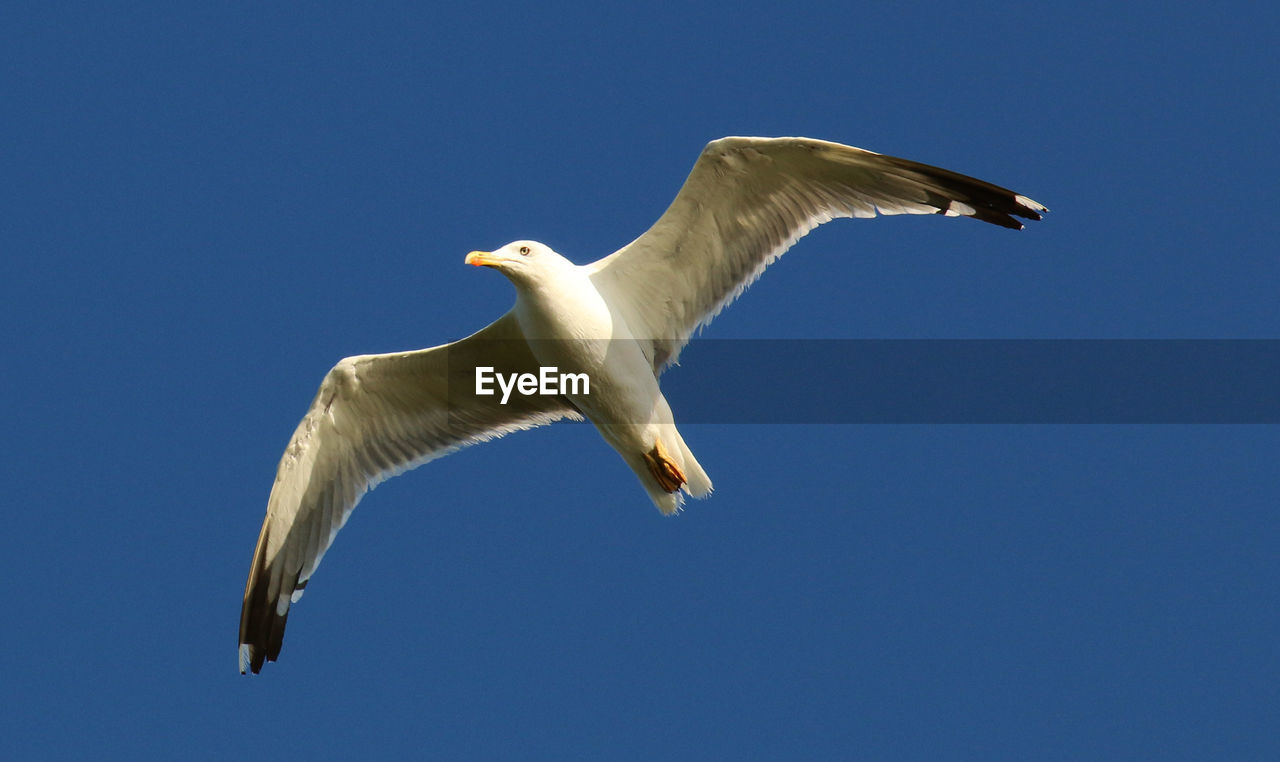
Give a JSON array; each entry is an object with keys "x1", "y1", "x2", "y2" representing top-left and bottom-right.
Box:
[{"x1": 239, "y1": 136, "x2": 1047, "y2": 673}]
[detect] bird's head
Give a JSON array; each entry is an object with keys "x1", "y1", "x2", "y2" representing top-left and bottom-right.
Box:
[{"x1": 465, "y1": 240, "x2": 572, "y2": 288}]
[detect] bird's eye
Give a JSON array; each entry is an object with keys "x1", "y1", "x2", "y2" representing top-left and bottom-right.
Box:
[{"x1": 519, "y1": 246, "x2": 531, "y2": 256}]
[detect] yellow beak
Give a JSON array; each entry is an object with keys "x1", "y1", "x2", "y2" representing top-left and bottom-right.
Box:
[{"x1": 465, "y1": 250, "x2": 498, "y2": 267}]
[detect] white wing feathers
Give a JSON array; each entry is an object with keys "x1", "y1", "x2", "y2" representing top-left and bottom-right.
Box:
[
  {"x1": 238, "y1": 312, "x2": 580, "y2": 674},
  {"x1": 588, "y1": 137, "x2": 1046, "y2": 372}
]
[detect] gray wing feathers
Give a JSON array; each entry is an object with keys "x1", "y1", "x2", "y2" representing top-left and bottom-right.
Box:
[{"x1": 238, "y1": 312, "x2": 578, "y2": 673}]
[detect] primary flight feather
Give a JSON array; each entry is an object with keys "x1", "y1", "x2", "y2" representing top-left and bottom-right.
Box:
[{"x1": 239, "y1": 136, "x2": 1047, "y2": 673}]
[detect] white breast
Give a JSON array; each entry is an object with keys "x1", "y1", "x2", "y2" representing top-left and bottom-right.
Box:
[{"x1": 513, "y1": 265, "x2": 660, "y2": 426}]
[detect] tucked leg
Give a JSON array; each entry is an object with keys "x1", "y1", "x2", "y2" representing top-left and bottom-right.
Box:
[{"x1": 643, "y1": 439, "x2": 687, "y2": 493}]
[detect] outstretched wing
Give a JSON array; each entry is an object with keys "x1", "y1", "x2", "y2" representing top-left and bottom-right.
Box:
[
  {"x1": 238, "y1": 311, "x2": 580, "y2": 673},
  {"x1": 588, "y1": 136, "x2": 1046, "y2": 372}
]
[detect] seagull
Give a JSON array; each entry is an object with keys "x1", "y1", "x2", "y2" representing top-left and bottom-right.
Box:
[{"x1": 239, "y1": 136, "x2": 1047, "y2": 673}]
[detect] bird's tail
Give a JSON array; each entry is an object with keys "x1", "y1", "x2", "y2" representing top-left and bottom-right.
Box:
[{"x1": 674, "y1": 429, "x2": 713, "y2": 500}]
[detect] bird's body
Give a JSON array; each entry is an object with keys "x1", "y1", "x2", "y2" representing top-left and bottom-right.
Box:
[
  {"x1": 239, "y1": 136, "x2": 1047, "y2": 673},
  {"x1": 492, "y1": 243, "x2": 713, "y2": 515}
]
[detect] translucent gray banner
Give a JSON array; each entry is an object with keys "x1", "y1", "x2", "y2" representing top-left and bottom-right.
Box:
[{"x1": 447, "y1": 340, "x2": 1280, "y2": 423}]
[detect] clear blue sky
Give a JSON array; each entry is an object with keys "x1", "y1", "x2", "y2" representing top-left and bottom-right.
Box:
[{"x1": 3, "y1": 1, "x2": 1277, "y2": 758}]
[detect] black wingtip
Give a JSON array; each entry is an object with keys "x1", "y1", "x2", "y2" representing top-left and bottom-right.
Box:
[
  {"x1": 238, "y1": 603, "x2": 289, "y2": 675},
  {"x1": 962, "y1": 192, "x2": 1047, "y2": 230},
  {"x1": 238, "y1": 525, "x2": 295, "y2": 675},
  {"x1": 880, "y1": 153, "x2": 1048, "y2": 231}
]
